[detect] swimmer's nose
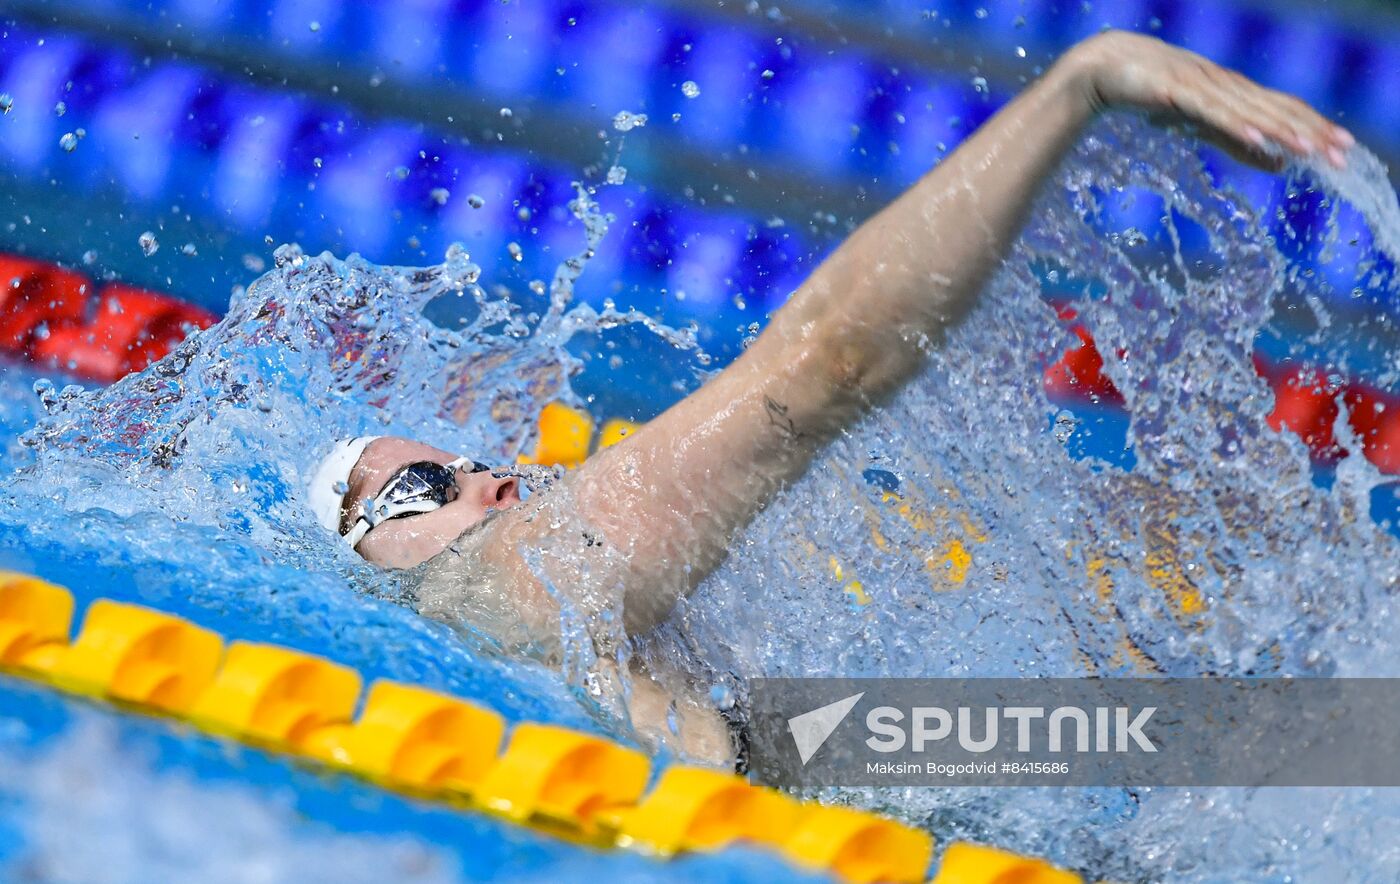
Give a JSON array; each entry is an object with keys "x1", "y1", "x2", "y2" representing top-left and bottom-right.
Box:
[{"x1": 487, "y1": 476, "x2": 521, "y2": 508}]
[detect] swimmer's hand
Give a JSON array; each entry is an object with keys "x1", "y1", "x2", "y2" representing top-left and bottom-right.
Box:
[{"x1": 1064, "y1": 30, "x2": 1354, "y2": 171}]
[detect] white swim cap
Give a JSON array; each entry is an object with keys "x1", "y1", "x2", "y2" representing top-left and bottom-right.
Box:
[{"x1": 307, "y1": 436, "x2": 380, "y2": 535}]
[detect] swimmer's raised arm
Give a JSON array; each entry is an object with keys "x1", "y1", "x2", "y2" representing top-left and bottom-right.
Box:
[{"x1": 463, "y1": 31, "x2": 1350, "y2": 637}]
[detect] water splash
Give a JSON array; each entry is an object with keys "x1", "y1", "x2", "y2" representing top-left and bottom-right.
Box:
[
  {"x1": 2, "y1": 114, "x2": 1399, "y2": 879},
  {"x1": 0, "y1": 173, "x2": 706, "y2": 738},
  {"x1": 644, "y1": 116, "x2": 1400, "y2": 878}
]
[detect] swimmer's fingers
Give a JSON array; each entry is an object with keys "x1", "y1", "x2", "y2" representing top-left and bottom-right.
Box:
[
  {"x1": 1175, "y1": 67, "x2": 1350, "y2": 171},
  {"x1": 1153, "y1": 68, "x2": 1289, "y2": 171},
  {"x1": 1207, "y1": 66, "x2": 1353, "y2": 168},
  {"x1": 1072, "y1": 31, "x2": 1354, "y2": 171},
  {"x1": 1245, "y1": 79, "x2": 1354, "y2": 168}
]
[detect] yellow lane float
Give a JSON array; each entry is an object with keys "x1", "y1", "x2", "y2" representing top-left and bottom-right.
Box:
[
  {"x1": 304, "y1": 680, "x2": 506, "y2": 794},
  {"x1": 0, "y1": 572, "x2": 73, "y2": 670},
  {"x1": 0, "y1": 575, "x2": 962, "y2": 882},
  {"x1": 783, "y1": 804, "x2": 935, "y2": 884},
  {"x1": 52, "y1": 599, "x2": 223, "y2": 713},
  {"x1": 190, "y1": 641, "x2": 361, "y2": 749},
  {"x1": 478, "y1": 722, "x2": 651, "y2": 834},
  {"x1": 932, "y1": 842, "x2": 1083, "y2": 883},
  {"x1": 604, "y1": 765, "x2": 801, "y2": 855}
]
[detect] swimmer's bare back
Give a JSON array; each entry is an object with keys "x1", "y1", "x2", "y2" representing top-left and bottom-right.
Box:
[{"x1": 423, "y1": 32, "x2": 1351, "y2": 646}]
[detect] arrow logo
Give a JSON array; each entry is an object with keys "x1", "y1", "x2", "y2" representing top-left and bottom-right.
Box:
[{"x1": 787, "y1": 692, "x2": 864, "y2": 765}]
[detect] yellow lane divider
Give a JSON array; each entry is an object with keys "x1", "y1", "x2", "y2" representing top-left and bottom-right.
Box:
[
  {"x1": 0, "y1": 572, "x2": 1083, "y2": 883},
  {"x1": 932, "y1": 843, "x2": 1084, "y2": 883},
  {"x1": 305, "y1": 680, "x2": 506, "y2": 792}
]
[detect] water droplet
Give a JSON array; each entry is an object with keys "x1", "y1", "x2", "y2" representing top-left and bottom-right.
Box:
[
  {"x1": 507, "y1": 242, "x2": 523, "y2": 262},
  {"x1": 180, "y1": 242, "x2": 198, "y2": 257},
  {"x1": 33, "y1": 378, "x2": 58, "y2": 412},
  {"x1": 612, "y1": 110, "x2": 648, "y2": 132},
  {"x1": 1052, "y1": 410, "x2": 1078, "y2": 444},
  {"x1": 308, "y1": 20, "x2": 320, "y2": 31},
  {"x1": 53, "y1": 101, "x2": 65, "y2": 116},
  {"x1": 709, "y1": 683, "x2": 736, "y2": 710},
  {"x1": 138, "y1": 231, "x2": 159, "y2": 257},
  {"x1": 1016, "y1": 46, "x2": 1027, "y2": 58},
  {"x1": 605, "y1": 165, "x2": 627, "y2": 185},
  {"x1": 242, "y1": 253, "x2": 265, "y2": 272},
  {"x1": 332, "y1": 480, "x2": 348, "y2": 495},
  {"x1": 272, "y1": 242, "x2": 304, "y2": 267},
  {"x1": 312, "y1": 157, "x2": 323, "y2": 169},
  {"x1": 972, "y1": 76, "x2": 988, "y2": 94},
  {"x1": 681, "y1": 80, "x2": 701, "y2": 99},
  {"x1": 499, "y1": 107, "x2": 513, "y2": 118},
  {"x1": 760, "y1": 69, "x2": 775, "y2": 80},
  {"x1": 0, "y1": 94, "x2": 13, "y2": 114},
  {"x1": 58, "y1": 132, "x2": 78, "y2": 152},
  {"x1": 391, "y1": 165, "x2": 410, "y2": 180},
  {"x1": 529, "y1": 280, "x2": 546, "y2": 295},
  {"x1": 81, "y1": 249, "x2": 97, "y2": 265},
  {"x1": 430, "y1": 187, "x2": 450, "y2": 206},
  {"x1": 516, "y1": 207, "x2": 531, "y2": 221},
  {"x1": 467, "y1": 194, "x2": 484, "y2": 209}
]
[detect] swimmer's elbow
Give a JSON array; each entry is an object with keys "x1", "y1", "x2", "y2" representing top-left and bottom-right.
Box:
[
  {"x1": 810, "y1": 326, "x2": 913, "y2": 404},
  {"x1": 823, "y1": 337, "x2": 872, "y2": 393}
]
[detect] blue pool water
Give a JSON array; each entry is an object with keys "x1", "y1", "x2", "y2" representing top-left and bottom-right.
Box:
[
  {"x1": 3, "y1": 109, "x2": 1400, "y2": 884},
  {"x1": 0, "y1": 360, "x2": 811, "y2": 883}
]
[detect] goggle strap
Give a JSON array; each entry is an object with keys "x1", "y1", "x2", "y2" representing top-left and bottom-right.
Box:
[{"x1": 344, "y1": 518, "x2": 372, "y2": 549}]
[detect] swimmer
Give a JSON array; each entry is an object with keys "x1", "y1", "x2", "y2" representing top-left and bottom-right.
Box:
[{"x1": 307, "y1": 32, "x2": 1353, "y2": 766}]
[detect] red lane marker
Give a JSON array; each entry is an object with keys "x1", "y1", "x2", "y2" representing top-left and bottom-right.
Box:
[
  {"x1": 1043, "y1": 303, "x2": 1126, "y2": 407},
  {"x1": 0, "y1": 257, "x2": 88, "y2": 350},
  {"x1": 1260, "y1": 362, "x2": 1344, "y2": 464},
  {"x1": 1342, "y1": 384, "x2": 1400, "y2": 474},
  {"x1": 0, "y1": 253, "x2": 218, "y2": 383},
  {"x1": 1049, "y1": 307, "x2": 1400, "y2": 475}
]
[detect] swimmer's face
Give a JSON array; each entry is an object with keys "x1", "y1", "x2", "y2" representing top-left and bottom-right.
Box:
[{"x1": 342, "y1": 436, "x2": 523, "y2": 569}]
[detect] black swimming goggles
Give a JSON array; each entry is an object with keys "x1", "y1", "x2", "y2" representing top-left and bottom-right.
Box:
[{"x1": 343, "y1": 456, "x2": 490, "y2": 548}]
